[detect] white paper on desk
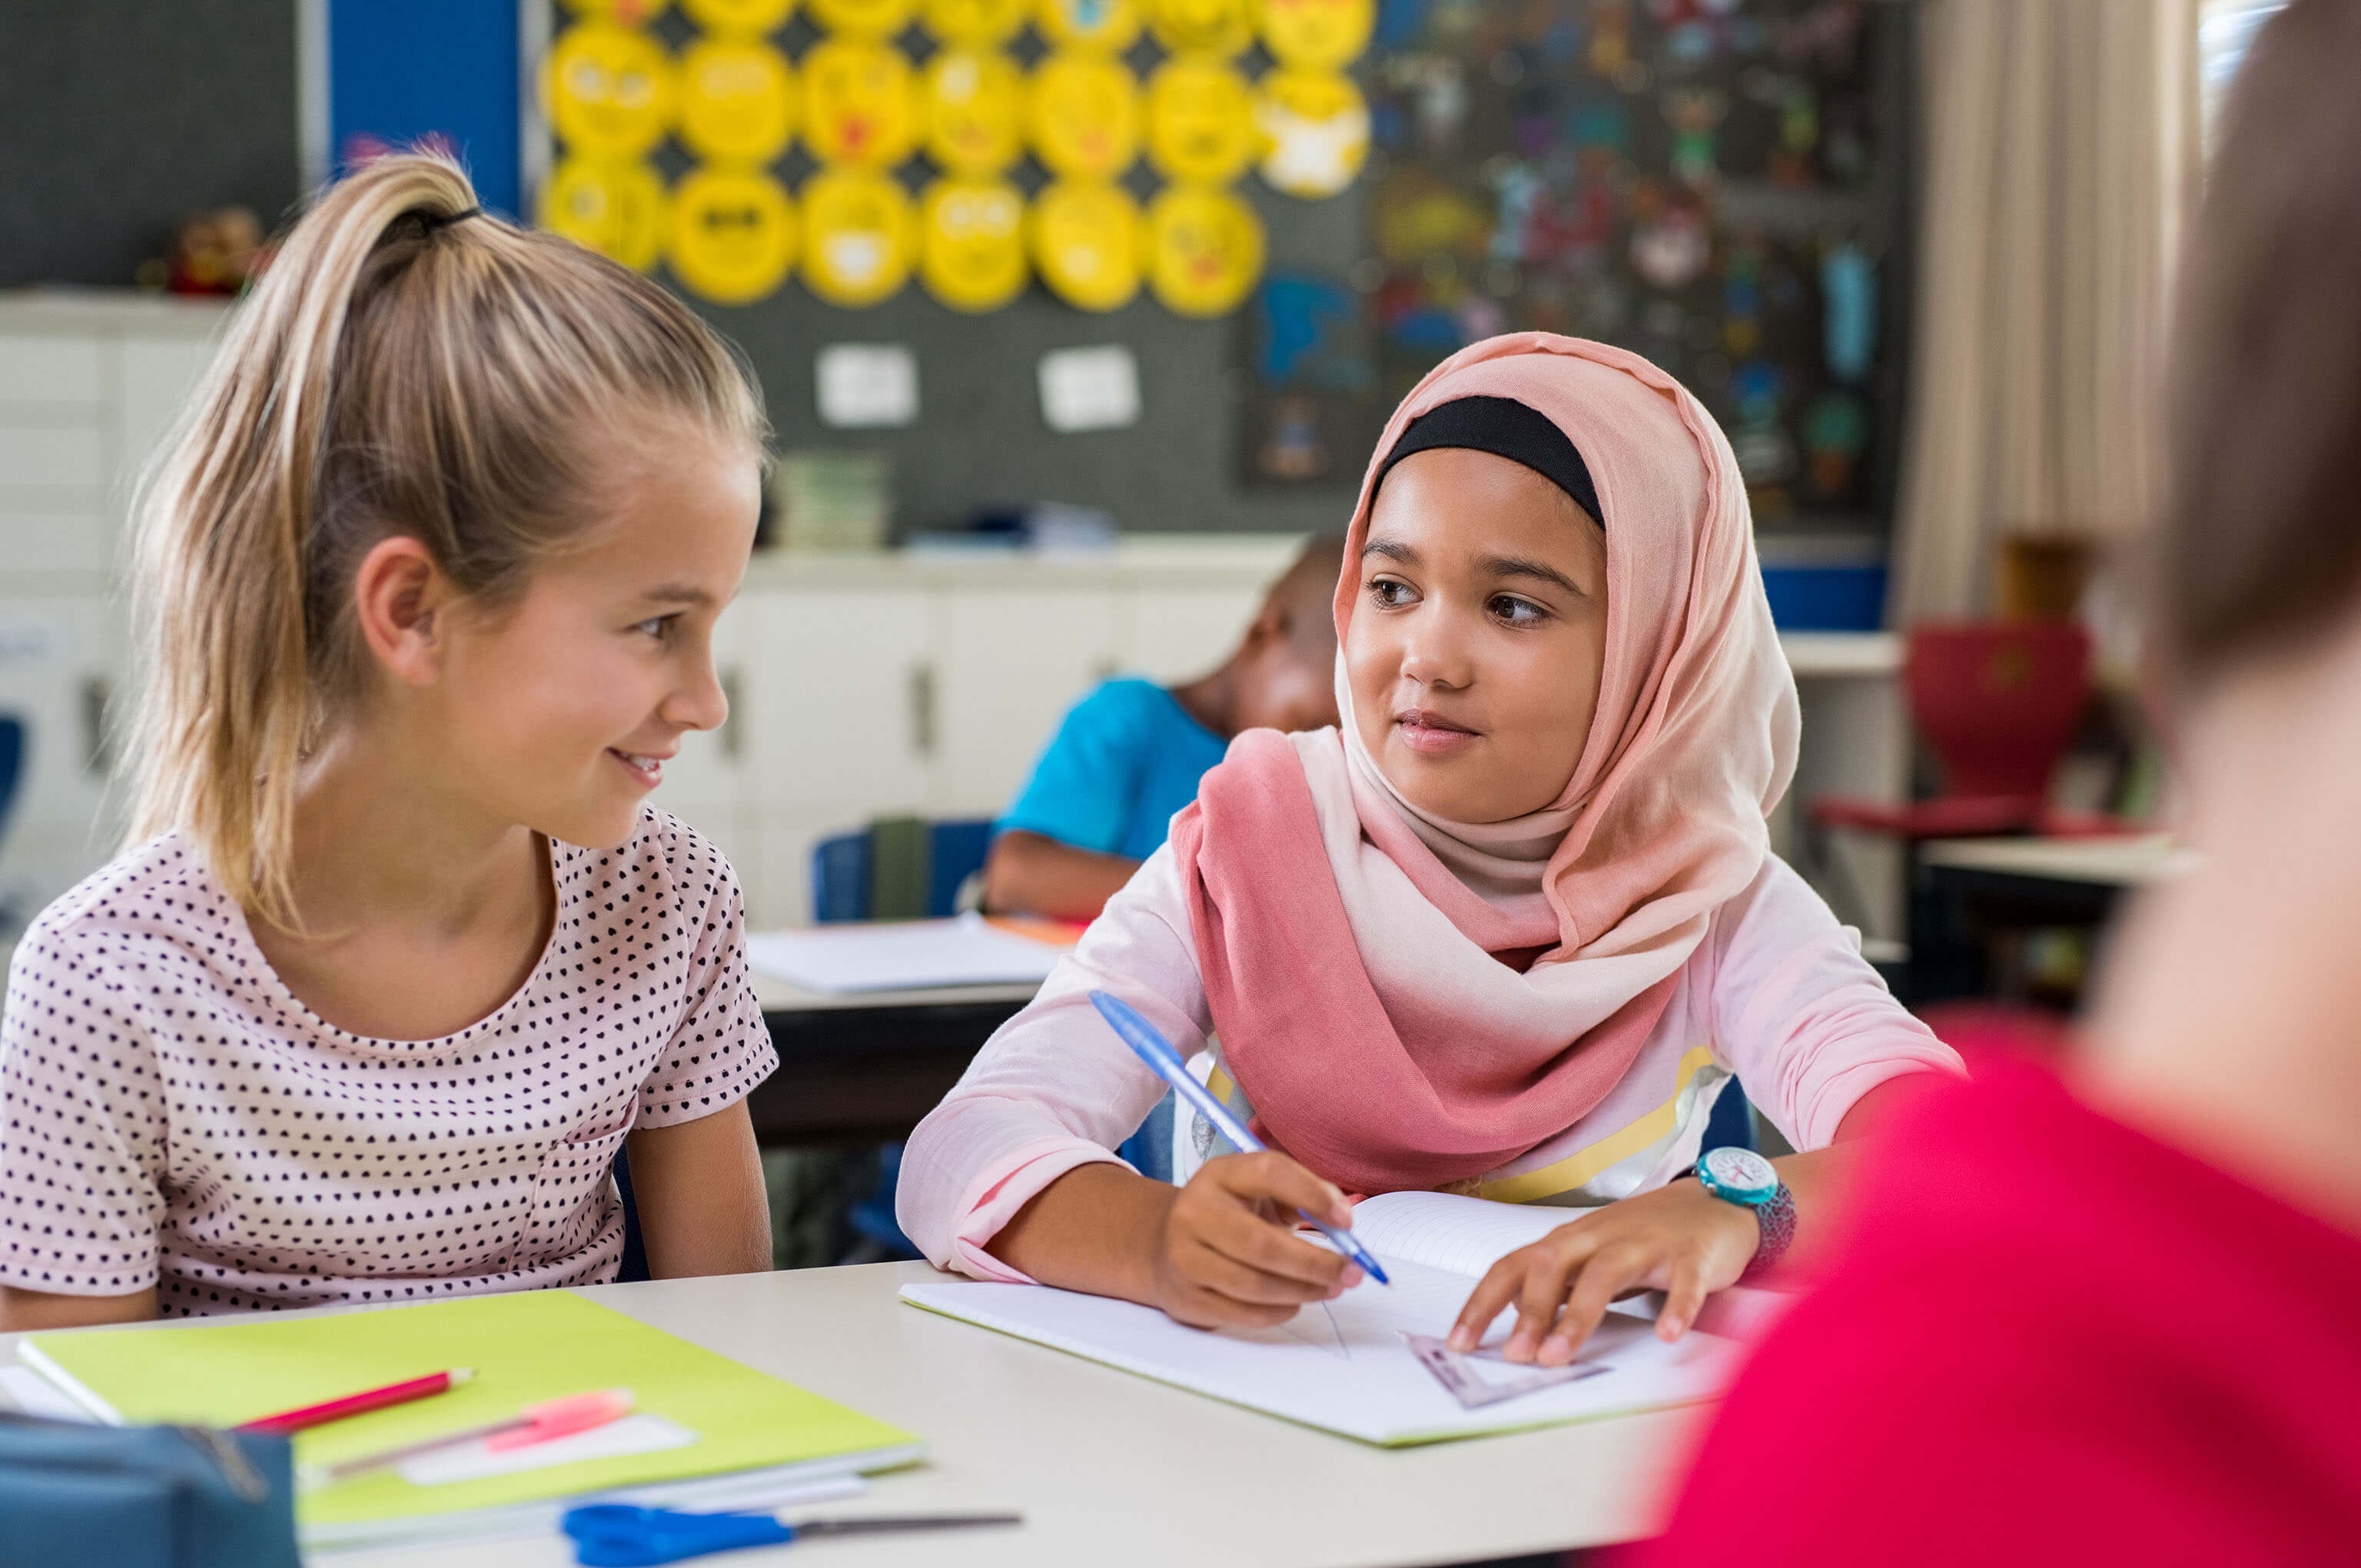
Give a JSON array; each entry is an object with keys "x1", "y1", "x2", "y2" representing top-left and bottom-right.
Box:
[
  {"x1": 745, "y1": 914, "x2": 1067, "y2": 993},
  {"x1": 1, "y1": 1363, "x2": 97, "y2": 1423},
  {"x1": 396, "y1": 1412, "x2": 699, "y2": 1487},
  {"x1": 903, "y1": 1254, "x2": 1739, "y2": 1447}
]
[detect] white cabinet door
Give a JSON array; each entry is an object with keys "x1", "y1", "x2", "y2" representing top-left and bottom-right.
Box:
[
  {"x1": 1115, "y1": 583, "x2": 1264, "y2": 683},
  {"x1": 742, "y1": 587, "x2": 935, "y2": 817},
  {"x1": 0, "y1": 595, "x2": 128, "y2": 930},
  {"x1": 934, "y1": 586, "x2": 1117, "y2": 817},
  {"x1": 119, "y1": 334, "x2": 224, "y2": 491}
]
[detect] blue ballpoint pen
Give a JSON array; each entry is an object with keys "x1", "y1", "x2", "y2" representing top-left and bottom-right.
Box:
[{"x1": 1088, "y1": 988, "x2": 1390, "y2": 1287}]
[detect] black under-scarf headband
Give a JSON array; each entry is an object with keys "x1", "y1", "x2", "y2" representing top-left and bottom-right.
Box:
[{"x1": 1370, "y1": 394, "x2": 1604, "y2": 529}]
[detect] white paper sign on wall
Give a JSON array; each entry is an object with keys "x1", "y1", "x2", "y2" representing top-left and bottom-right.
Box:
[
  {"x1": 1037, "y1": 344, "x2": 1141, "y2": 433},
  {"x1": 815, "y1": 344, "x2": 920, "y2": 429}
]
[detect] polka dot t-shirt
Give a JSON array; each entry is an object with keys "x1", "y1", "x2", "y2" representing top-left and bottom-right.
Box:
[{"x1": 0, "y1": 807, "x2": 776, "y2": 1316}]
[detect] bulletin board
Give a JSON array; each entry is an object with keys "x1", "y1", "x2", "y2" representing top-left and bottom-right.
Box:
[{"x1": 1243, "y1": 0, "x2": 1918, "y2": 527}]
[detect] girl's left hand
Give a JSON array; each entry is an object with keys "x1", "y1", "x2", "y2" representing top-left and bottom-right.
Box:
[{"x1": 1447, "y1": 1179, "x2": 1760, "y2": 1365}]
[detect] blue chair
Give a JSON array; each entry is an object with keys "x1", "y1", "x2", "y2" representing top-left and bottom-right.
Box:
[
  {"x1": 614, "y1": 1148, "x2": 650, "y2": 1284},
  {"x1": 814, "y1": 818, "x2": 997, "y2": 1264},
  {"x1": 1700, "y1": 1075, "x2": 1758, "y2": 1154}
]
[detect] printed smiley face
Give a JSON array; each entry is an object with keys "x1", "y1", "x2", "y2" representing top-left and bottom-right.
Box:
[
  {"x1": 1255, "y1": 0, "x2": 1372, "y2": 70},
  {"x1": 563, "y1": 0, "x2": 672, "y2": 22},
  {"x1": 546, "y1": 24, "x2": 676, "y2": 159},
  {"x1": 1254, "y1": 69, "x2": 1368, "y2": 198},
  {"x1": 1028, "y1": 51, "x2": 1140, "y2": 179},
  {"x1": 1035, "y1": 0, "x2": 1143, "y2": 51},
  {"x1": 924, "y1": 50, "x2": 1024, "y2": 175},
  {"x1": 924, "y1": 0, "x2": 1028, "y2": 45},
  {"x1": 1030, "y1": 178, "x2": 1141, "y2": 311},
  {"x1": 537, "y1": 155, "x2": 668, "y2": 271},
  {"x1": 667, "y1": 165, "x2": 799, "y2": 304},
  {"x1": 1145, "y1": 56, "x2": 1255, "y2": 184},
  {"x1": 809, "y1": 0, "x2": 919, "y2": 35},
  {"x1": 1149, "y1": 0, "x2": 1253, "y2": 57},
  {"x1": 677, "y1": 38, "x2": 796, "y2": 163},
  {"x1": 801, "y1": 38, "x2": 919, "y2": 167},
  {"x1": 679, "y1": 0, "x2": 795, "y2": 30},
  {"x1": 1144, "y1": 183, "x2": 1264, "y2": 316},
  {"x1": 800, "y1": 166, "x2": 916, "y2": 307},
  {"x1": 920, "y1": 177, "x2": 1029, "y2": 311}
]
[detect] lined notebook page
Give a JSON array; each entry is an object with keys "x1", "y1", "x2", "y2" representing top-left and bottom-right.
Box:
[{"x1": 1346, "y1": 1191, "x2": 1594, "y2": 1279}]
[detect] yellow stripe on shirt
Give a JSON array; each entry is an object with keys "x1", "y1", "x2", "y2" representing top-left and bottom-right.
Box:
[{"x1": 1472, "y1": 1046, "x2": 1720, "y2": 1204}]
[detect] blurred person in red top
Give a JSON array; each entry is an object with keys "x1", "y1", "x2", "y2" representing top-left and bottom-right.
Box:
[{"x1": 1636, "y1": 2, "x2": 2361, "y2": 1562}]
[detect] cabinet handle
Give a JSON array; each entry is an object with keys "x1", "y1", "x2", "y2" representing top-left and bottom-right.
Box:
[
  {"x1": 908, "y1": 663, "x2": 936, "y2": 758},
  {"x1": 81, "y1": 676, "x2": 112, "y2": 777},
  {"x1": 719, "y1": 665, "x2": 743, "y2": 760}
]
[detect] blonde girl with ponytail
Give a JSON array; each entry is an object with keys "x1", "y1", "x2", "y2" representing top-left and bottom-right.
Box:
[{"x1": 0, "y1": 152, "x2": 779, "y2": 1327}]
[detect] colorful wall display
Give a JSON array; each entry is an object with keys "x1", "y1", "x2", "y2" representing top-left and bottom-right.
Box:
[
  {"x1": 537, "y1": 0, "x2": 1373, "y2": 315},
  {"x1": 1335, "y1": 0, "x2": 1904, "y2": 520}
]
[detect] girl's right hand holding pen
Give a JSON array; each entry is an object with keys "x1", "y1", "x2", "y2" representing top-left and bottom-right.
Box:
[{"x1": 1147, "y1": 1151, "x2": 1364, "y2": 1330}]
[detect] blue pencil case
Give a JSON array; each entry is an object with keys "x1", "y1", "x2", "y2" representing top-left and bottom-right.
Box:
[{"x1": 0, "y1": 1412, "x2": 299, "y2": 1568}]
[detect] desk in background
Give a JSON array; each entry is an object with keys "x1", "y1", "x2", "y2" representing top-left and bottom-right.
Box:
[
  {"x1": 0, "y1": 1262, "x2": 1704, "y2": 1568},
  {"x1": 748, "y1": 972, "x2": 1036, "y2": 1147},
  {"x1": 1908, "y1": 833, "x2": 2190, "y2": 1007}
]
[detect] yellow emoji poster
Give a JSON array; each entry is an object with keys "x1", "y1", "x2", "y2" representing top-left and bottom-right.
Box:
[
  {"x1": 1144, "y1": 183, "x2": 1263, "y2": 315},
  {"x1": 920, "y1": 177, "x2": 1029, "y2": 311},
  {"x1": 563, "y1": 0, "x2": 672, "y2": 22},
  {"x1": 668, "y1": 165, "x2": 799, "y2": 304},
  {"x1": 1148, "y1": 0, "x2": 1252, "y2": 58},
  {"x1": 538, "y1": 156, "x2": 668, "y2": 271},
  {"x1": 1145, "y1": 56, "x2": 1255, "y2": 184},
  {"x1": 1028, "y1": 51, "x2": 1139, "y2": 179},
  {"x1": 809, "y1": 0, "x2": 919, "y2": 35},
  {"x1": 801, "y1": 167, "x2": 916, "y2": 306},
  {"x1": 1034, "y1": 0, "x2": 1142, "y2": 52},
  {"x1": 1255, "y1": 0, "x2": 1371, "y2": 71},
  {"x1": 678, "y1": 37, "x2": 796, "y2": 163},
  {"x1": 801, "y1": 38, "x2": 919, "y2": 167},
  {"x1": 1031, "y1": 178, "x2": 1141, "y2": 311},
  {"x1": 923, "y1": 0, "x2": 1028, "y2": 45},
  {"x1": 1255, "y1": 68, "x2": 1367, "y2": 198},
  {"x1": 925, "y1": 49, "x2": 1024, "y2": 175},
  {"x1": 679, "y1": 0, "x2": 795, "y2": 32},
  {"x1": 546, "y1": 24, "x2": 676, "y2": 158}
]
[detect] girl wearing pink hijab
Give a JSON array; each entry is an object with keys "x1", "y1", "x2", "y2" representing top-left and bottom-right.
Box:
[{"x1": 898, "y1": 334, "x2": 1960, "y2": 1358}]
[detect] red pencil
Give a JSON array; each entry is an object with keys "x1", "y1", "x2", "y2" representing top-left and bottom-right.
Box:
[{"x1": 237, "y1": 1367, "x2": 475, "y2": 1437}]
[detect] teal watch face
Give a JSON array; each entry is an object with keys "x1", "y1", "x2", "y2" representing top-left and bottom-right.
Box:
[{"x1": 1699, "y1": 1145, "x2": 1779, "y2": 1206}]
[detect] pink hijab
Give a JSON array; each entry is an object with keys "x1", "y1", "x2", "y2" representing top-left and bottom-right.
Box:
[{"x1": 1168, "y1": 334, "x2": 1798, "y2": 1194}]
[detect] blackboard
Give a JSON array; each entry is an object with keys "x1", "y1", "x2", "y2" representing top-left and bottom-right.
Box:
[{"x1": 0, "y1": 0, "x2": 301, "y2": 291}]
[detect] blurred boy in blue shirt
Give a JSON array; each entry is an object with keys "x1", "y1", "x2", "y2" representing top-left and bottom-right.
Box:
[{"x1": 985, "y1": 535, "x2": 1346, "y2": 919}]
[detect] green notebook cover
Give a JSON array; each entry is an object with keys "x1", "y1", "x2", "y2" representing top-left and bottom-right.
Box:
[{"x1": 21, "y1": 1291, "x2": 918, "y2": 1528}]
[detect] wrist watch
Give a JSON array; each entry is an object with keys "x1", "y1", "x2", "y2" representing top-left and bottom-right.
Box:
[{"x1": 1693, "y1": 1146, "x2": 1795, "y2": 1282}]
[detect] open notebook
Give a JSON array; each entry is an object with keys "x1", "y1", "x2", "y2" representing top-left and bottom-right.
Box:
[{"x1": 901, "y1": 1190, "x2": 1751, "y2": 1447}]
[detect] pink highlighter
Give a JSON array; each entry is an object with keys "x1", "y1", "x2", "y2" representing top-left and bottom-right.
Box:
[{"x1": 317, "y1": 1388, "x2": 636, "y2": 1483}]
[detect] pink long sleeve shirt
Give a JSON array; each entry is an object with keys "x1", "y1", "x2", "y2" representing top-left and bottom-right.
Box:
[{"x1": 897, "y1": 845, "x2": 1961, "y2": 1280}]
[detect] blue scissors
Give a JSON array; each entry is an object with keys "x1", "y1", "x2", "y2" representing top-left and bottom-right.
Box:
[{"x1": 561, "y1": 1505, "x2": 1022, "y2": 1566}]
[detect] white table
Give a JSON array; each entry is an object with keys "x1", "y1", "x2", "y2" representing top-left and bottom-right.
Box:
[
  {"x1": 0, "y1": 1263, "x2": 1702, "y2": 1568},
  {"x1": 1918, "y1": 833, "x2": 2191, "y2": 888}
]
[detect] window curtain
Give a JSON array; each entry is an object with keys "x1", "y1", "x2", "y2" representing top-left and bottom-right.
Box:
[{"x1": 1891, "y1": 0, "x2": 2203, "y2": 622}]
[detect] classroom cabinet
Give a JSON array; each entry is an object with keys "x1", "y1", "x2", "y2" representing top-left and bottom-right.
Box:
[{"x1": 653, "y1": 545, "x2": 1298, "y2": 926}]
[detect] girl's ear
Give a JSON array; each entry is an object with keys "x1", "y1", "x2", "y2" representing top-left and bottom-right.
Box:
[{"x1": 350, "y1": 534, "x2": 453, "y2": 687}]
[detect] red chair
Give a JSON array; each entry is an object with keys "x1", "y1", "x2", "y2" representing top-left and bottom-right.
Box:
[{"x1": 1813, "y1": 620, "x2": 2138, "y2": 842}]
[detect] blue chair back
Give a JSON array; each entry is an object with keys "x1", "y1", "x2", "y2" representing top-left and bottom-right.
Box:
[
  {"x1": 0, "y1": 716, "x2": 25, "y2": 845},
  {"x1": 613, "y1": 1149, "x2": 650, "y2": 1283},
  {"x1": 809, "y1": 818, "x2": 995, "y2": 923}
]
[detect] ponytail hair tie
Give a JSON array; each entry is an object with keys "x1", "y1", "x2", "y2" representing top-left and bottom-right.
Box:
[{"x1": 418, "y1": 205, "x2": 483, "y2": 233}]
